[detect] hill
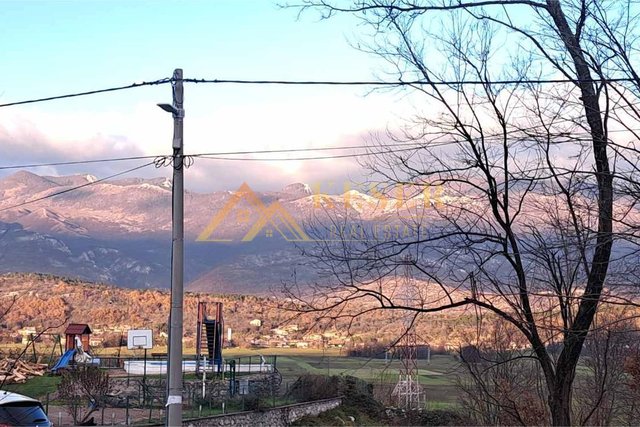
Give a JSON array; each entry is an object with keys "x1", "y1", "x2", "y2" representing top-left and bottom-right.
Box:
[
  {"x1": 0, "y1": 273, "x2": 294, "y2": 347},
  {"x1": 0, "y1": 273, "x2": 481, "y2": 352},
  {"x1": 0, "y1": 171, "x2": 429, "y2": 293}
]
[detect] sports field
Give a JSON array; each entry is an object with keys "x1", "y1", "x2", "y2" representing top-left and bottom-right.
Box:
[
  {"x1": 220, "y1": 347, "x2": 462, "y2": 407},
  {"x1": 2, "y1": 345, "x2": 464, "y2": 408}
]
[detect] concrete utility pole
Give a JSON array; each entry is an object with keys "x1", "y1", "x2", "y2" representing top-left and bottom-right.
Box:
[{"x1": 158, "y1": 68, "x2": 185, "y2": 427}]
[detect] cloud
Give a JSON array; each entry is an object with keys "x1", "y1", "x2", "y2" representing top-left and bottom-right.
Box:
[
  {"x1": 0, "y1": 91, "x2": 408, "y2": 192},
  {"x1": 0, "y1": 112, "x2": 379, "y2": 193},
  {"x1": 0, "y1": 117, "x2": 161, "y2": 178},
  {"x1": 185, "y1": 155, "x2": 364, "y2": 193}
]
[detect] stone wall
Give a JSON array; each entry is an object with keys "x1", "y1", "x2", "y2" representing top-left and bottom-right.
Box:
[{"x1": 184, "y1": 397, "x2": 343, "y2": 427}]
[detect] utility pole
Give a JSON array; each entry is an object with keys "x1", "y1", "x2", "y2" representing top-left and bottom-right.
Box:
[{"x1": 158, "y1": 68, "x2": 184, "y2": 427}]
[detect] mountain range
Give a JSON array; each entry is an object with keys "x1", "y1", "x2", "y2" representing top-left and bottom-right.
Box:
[{"x1": 0, "y1": 171, "x2": 429, "y2": 294}]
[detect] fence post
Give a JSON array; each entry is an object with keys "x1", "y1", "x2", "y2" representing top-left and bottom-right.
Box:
[
  {"x1": 148, "y1": 390, "x2": 154, "y2": 424},
  {"x1": 272, "y1": 376, "x2": 275, "y2": 408},
  {"x1": 45, "y1": 393, "x2": 49, "y2": 415},
  {"x1": 125, "y1": 396, "x2": 130, "y2": 426}
]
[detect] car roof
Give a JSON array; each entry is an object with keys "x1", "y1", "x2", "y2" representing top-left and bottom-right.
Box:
[{"x1": 0, "y1": 391, "x2": 39, "y2": 406}]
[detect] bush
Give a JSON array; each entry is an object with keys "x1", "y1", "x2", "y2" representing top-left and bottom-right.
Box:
[
  {"x1": 58, "y1": 366, "x2": 112, "y2": 425},
  {"x1": 288, "y1": 375, "x2": 383, "y2": 415},
  {"x1": 388, "y1": 408, "x2": 471, "y2": 426}
]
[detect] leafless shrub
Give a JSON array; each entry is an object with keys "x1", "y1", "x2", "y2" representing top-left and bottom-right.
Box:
[
  {"x1": 58, "y1": 366, "x2": 112, "y2": 425},
  {"x1": 457, "y1": 319, "x2": 547, "y2": 425}
]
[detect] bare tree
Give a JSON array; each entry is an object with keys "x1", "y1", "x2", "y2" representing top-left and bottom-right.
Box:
[
  {"x1": 620, "y1": 340, "x2": 640, "y2": 425},
  {"x1": 573, "y1": 313, "x2": 636, "y2": 426},
  {"x1": 285, "y1": 1, "x2": 640, "y2": 424},
  {"x1": 58, "y1": 366, "x2": 112, "y2": 425},
  {"x1": 457, "y1": 318, "x2": 548, "y2": 425}
]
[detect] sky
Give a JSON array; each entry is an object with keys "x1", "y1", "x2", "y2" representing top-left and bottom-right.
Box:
[{"x1": 0, "y1": 0, "x2": 413, "y2": 192}]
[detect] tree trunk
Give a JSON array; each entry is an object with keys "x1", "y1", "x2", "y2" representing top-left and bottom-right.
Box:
[
  {"x1": 545, "y1": 1, "x2": 614, "y2": 424},
  {"x1": 549, "y1": 369, "x2": 575, "y2": 426}
]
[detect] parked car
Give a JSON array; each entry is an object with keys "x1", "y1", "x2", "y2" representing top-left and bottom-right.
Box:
[{"x1": 0, "y1": 391, "x2": 52, "y2": 427}]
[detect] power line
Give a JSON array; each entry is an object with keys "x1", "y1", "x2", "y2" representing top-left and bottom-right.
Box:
[
  {"x1": 0, "y1": 78, "x2": 171, "y2": 108},
  {"x1": 184, "y1": 77, "x2": 637, "y2": 86},
  {"x1": 0, "y1": 139, "x2": 477, "y2": 171},
  {"x1": 0, "y1": 144, "x2": 423, "y2": 171},
  {"x1": 0, "y1": 90, "x2": 638, "y2": 172},
  {"x1": 0, "y1": 154, "x2": 165, "y2": 171},
  {"x1": 193, "y1": 141, "x2": 427, "y2": 156},
  {"x1": 1, "y1": 127, "x2": 636, "y2": 171},
  {"x1": 190, "y1": 127, "x2": 640, "y2": 162},
  {"x1": 191, "y1": 137, "x2": 602, "y2": 162},
  {"x1": 0, "y1": 160, "x2": 160, "y2": 212},
  {"x1": 194, "y1": 145, "x2": 433, "y2": 162},
  {"x1": 0, "y1": 134, "x2": 633, "y2": 211},
  {"x1": 2, "y1": 75, "x2": 639, "y2": 109}
]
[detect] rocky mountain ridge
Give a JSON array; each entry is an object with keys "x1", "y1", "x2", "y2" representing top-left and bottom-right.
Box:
[{"x1": 0, "y1": 171, "x2": 431, "y2": 293}]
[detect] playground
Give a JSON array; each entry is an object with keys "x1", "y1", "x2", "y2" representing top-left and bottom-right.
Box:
[
  {"x1": 4, "y1": 343, "x2": 461, "y2": 424},
  {"x1": 50, "y1": 324, "x2": 96, "y2": 373},
  {"x1": 0, "y1": 304, "x2": 306, "y2": 424},
  {"x1": 0, "y1": 302, "x2": 462, "y2": 425}
]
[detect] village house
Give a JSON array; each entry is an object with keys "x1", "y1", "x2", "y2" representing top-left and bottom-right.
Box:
[
  {"x1": 271, "y1": 328, "x2": 288, "y2": 337},
  {"x1": 18, "y1": 327, "x2": 37, "y2": 345}
]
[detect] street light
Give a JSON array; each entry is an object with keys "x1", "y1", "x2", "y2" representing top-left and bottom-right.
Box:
[
  {"x1": 158, "y1": 69, "x2": 185, "y2": 427},
  {"x1": 157, "y1": 103, "x2": 178, "y2": 115}
]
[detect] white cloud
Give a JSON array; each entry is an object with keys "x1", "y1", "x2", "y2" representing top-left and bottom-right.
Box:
[{"x1": 0, "y1": 90, "x2": 416, "y2": 192}]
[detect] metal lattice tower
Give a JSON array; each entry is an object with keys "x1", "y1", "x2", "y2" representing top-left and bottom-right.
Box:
[{"x1": 392, "y1": 255, "x2": 422, "y2": 409}]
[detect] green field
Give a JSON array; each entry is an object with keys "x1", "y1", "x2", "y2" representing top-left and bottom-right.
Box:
[
  {"x1": 3, "y1": 375, "x2": 61, "y2": 400},
  {"x1": 2, "y1": 346, "x2": 463, "y2": 408},
  {"x1": 271, "y1": 353, "x2": 461, "y2": 406}
]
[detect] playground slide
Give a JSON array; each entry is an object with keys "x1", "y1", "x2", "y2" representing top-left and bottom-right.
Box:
[{"x1": 51, "y1": 349, "x2": 76, "y2": 372}]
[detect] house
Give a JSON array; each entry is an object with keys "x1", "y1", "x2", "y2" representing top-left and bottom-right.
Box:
[
  {"x1": 18, "y1": 327, "x2": 37, "y2": 345},
  {"x1": 271, "y1": 328, "x2": 288, "y2": 337},
  {"x1": 304, "y1": 333, "x2": 323, "y2": 342},
  {"x1": 249, "y1": 319, "x2": 262, "y2": 327},
  {"x1": 322, "y1": 331, "x2": 339, "y2": 338}
]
